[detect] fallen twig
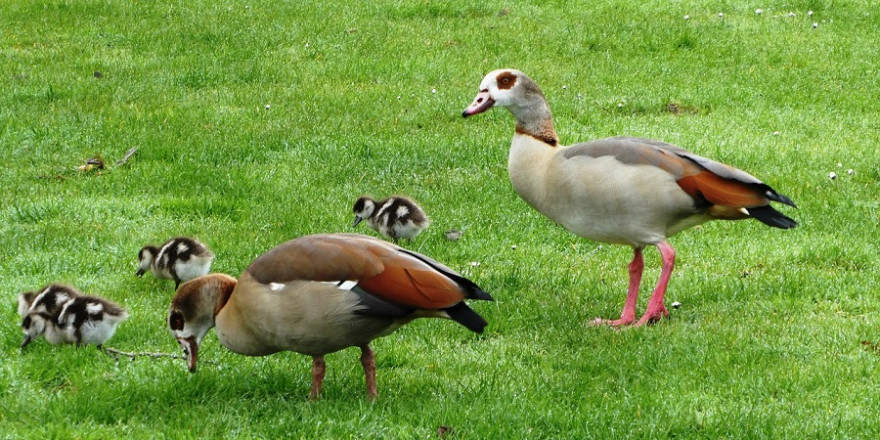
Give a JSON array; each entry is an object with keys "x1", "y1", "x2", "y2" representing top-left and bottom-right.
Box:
[
  {"x1": 101, "y1": 346, "x2": 183, "y2": 361},
  {"x1": 114, "y1": 146, "x2": 138, "y2": 167},
  {"x1": 99, "y1": 346, "x2": 218, "y2": 365}
]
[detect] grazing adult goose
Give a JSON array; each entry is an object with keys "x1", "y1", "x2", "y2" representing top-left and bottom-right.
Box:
[
  {"x1": 167, "y1": 233, "x2": 492, "y2": 399},
  {"x1": 353, "y1": 195, "x2": 430, "y2": 243},
  {"x1": 462, "y1": 69, "x2": 796, "y2": 327},
  {"x1": 18, "y1": 284, "x2": 82, "y2": 348},
  {"x1": 138, "y1": 237, "x2": 215, "y2": 288}
]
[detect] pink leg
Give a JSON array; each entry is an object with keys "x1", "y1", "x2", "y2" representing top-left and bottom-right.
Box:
[
  {"x1": 593, "y1": 247, "x2": 644, "y2": 327},
  {"x1": 636, "y1": 241, "x2": 675, "y2": 326},
  {"x1": 360, "y1": 344, "x2": 378, "y2": 400},
  {"x1": 310, "y1": 356, "x2": 326, "y2": 401}
]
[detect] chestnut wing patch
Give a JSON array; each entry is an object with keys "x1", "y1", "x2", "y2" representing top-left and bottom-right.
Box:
[
  {"x1": 356, "y1": 264, "x2": 465, "y2": 310},
  {"x1": 676, "y1": 171, "x2": 768, "y2": 207}
]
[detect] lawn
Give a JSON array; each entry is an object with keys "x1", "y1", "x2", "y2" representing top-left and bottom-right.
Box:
[{"x1": 2, "y1": 0, "x2": 879, "y2": 438}]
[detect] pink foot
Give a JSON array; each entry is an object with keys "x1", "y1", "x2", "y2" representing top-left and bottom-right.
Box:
[
  {"x1": 635, "y1": 304, "x2": 669, "y2": 326},
  {"x1": 590, "y1": 316, "x2": 636, "y2": 327}
]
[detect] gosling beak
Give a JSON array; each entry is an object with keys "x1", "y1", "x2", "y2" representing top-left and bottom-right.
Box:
[
  {"x1": 20, "y1": 335, "x2": 32, "y2": 349},
  {"x1": 353, "y1": 216, "x2": 364, "y2": 228},
  {"x1": 136, "y1": 269, "x2": 146, "y2": 277}
]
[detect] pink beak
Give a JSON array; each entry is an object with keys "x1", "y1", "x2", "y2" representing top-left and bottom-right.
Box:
[
  {"x1": 178, "y1": 337, "x2": 199, "y2": 372},
  {"x1": 462, "y1": 90, "x2": 495, "y2": 117}
]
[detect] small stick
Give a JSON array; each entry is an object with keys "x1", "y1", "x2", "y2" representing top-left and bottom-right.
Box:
[
  {"x1": 114, "y1": 146, "x2": 138, "y2": 167},
  {"x1": 101, "y1": 346, "x2": 183, "y2": 361},
  {"x1": 100, "y1": 346, "x2": 219, "y2": 366}
]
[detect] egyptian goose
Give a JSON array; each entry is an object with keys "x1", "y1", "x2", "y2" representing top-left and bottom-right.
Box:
[
  {"x1": 18, "y1": 284, "x2": 81, "y2": 348},
  {"x1": 137, "y1": 237, "x2": 215, "y2": 288},
  {"x1": 462, "y1": 69, "x2": 796, "y2": 327},
  {"x1": 167, "y1": 233, "x2": 492, "y2": 399},
  {"x1": 353, "y1": 195, "x2": 430, "y2": 242},
  {"x1": 19, "y1": 285, "x2": 127, "y2": 348}
]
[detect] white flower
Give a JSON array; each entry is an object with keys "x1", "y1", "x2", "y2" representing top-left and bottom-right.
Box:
[
  {"x1": 684, "y1": 14, "x2": 690, "y2": 20},
  {"x1": 829, "y1": 172, "x2": 837, "y2": 180},
  {"x1": 755, "y1": 9, "x2": 763, "y2": 14}
]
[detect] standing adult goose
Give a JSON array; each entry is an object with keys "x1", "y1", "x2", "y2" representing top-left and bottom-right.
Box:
[
  {"x1": 167, "y1": 233, "x2": 492, "y2": 399},
  {"x1": 462, "y1": 69, "x2": 796, "y2": 327}
]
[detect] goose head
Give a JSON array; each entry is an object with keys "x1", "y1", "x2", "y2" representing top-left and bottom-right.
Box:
[
  {"x1": 20, "y1": 313, "x2": 50, "y2": 349},
  {"x1": 352, "y1": 196, "x2": 377, "y2": 227},
  {"x1": 462, "y1": 69, "x2": 547, "y2": 116},
  {"x1": 168, "y1": 274, "x2": 237, "y2": 372},
  {"x1": 136, "y1": 246, "x2": 158, "y2": 277},
  {"x1": 462, "y1": 68, "x2": 558, "y2": 145}
]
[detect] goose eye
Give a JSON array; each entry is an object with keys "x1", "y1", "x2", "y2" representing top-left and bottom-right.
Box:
[{"x1": 169, "y1": 311, "x2": 185, "y2": 331}]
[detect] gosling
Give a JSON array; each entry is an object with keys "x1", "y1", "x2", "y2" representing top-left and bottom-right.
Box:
[
  {"x1": 352, "y1": 195, "x2": 429, "y2": 242},
  {"x1": 137, "y1": 237, "x2": 215, "y2": 288}
]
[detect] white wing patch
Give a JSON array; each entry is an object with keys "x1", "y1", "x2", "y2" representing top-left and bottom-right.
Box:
[
  {"x1": 337, "y1": 280, "x2": 358, "y2": 291},
  {"x1": 29, "y1": 288, "x2": 52, "y2": 314},
  {"x1": 321, "y1": 280, "x2": 359, "y2": 290},
  {"x1": 396, "y1": 205, "x2": 410, "y2": 217},
  {"x1": 86, "y1": 302, "x2": 104, "y2": 315},
  {"x1": 269, "y1": 282, "x2": 285, "y2": 291},
  {"x1": 57, "y1": 299, "x2": 75, "y2": 324}
]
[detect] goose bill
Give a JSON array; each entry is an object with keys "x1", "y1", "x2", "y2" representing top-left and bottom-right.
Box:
[
  {"x1": 177, "y1": 336, "x2": 199, "y2": 372},
  {"x1": 462, "y1": 91, "x2": 494, "y2": 117}
]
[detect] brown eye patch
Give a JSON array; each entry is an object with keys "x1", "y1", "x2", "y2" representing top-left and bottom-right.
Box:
[
  {"x1": 496, "y1": 71, "x2": 517, "y2": 90},
  {"x1": 169, "y1": 310, "x2": 185, "y2": 331}
]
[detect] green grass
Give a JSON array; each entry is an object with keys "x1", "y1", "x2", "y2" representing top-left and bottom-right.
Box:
[{"x1": 2, "y1": 0, "x2": 880, "y2": 438}]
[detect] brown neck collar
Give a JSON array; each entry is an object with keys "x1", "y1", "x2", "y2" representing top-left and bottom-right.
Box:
[{"x1": 515, "y1": 126, "x2": 559, "y2": 146}]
